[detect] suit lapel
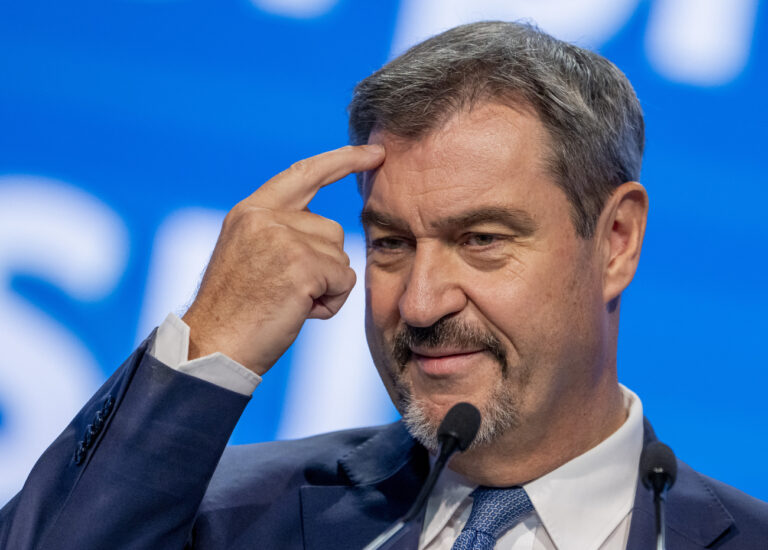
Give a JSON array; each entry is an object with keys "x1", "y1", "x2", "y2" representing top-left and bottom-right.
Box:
[
  {"x1": 627, "y1": 420, "x2": 735, "y2": 550},
  {"x1": 301, "y1": 418, "x2": 739, "y2": 549},
  {"x1": 300, "y1": 422, "x2": 429, "y2": 550}
]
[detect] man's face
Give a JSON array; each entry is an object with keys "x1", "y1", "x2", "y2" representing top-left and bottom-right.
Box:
[{"x1": 362, "y1": 103, "x2": 608, "y2": 450}]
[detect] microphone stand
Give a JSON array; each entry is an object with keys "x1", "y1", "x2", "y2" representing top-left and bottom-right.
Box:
[
  {"x1": 361, "y1": 435, "x2": 459, "y2": 550},
  {"x1": 640, "y1": 441, "x2": 676, "y2": 550},
  {"x1": 362, "y1": 402, "x2": 480, "y2": 550},
  {"x1": 653, "y1": 485, "x2": 668, "y2": 550}
]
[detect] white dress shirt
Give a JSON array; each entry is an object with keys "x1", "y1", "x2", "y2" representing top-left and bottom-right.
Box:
[
  {"x1": 419, "y1": 386, "x2": 643, "y2": 550},
  {"x1": 150, "y1": 313, "x2": 261, "y2": 395},
  {"x1": 150, "y1": 313, "x2": 643, "y2": 550}
]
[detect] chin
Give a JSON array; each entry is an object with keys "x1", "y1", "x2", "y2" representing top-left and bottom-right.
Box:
[
  {"x1": 399, "y1": 394, "x2": 442, "y2": 453},
  {"x1": 398, "y1": 383, "x2": 523, "y2": 453}
]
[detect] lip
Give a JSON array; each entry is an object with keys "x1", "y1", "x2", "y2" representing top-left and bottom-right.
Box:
[{"x1": 411, "y1": 349, "x2": 485, "y2": 377}]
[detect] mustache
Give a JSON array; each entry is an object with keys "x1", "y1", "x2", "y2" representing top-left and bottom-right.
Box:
[{"x1": 391, "y1": 317, "x2": 508, "y2": 374}]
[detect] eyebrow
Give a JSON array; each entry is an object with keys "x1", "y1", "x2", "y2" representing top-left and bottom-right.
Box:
[
  {"x1": 433, "y1": 207, "x2": 539, "y2": 236},
  {"x1": 360, "y1": 209, "x2": 410, "y2": 233},
  {"x1": 360, "y1": 206, "x2": 539, "y2": 236}
]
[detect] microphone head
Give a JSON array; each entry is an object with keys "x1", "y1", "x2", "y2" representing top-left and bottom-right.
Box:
[
  {"x1": 640, "y1": 441, "x2": 677, "y2": 493},
  {"x1": 437, "y1": 402, "x2": 481, "y2": 452}
]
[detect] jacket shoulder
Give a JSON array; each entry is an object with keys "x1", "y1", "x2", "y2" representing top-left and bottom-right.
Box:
[
  {"x1": 200, "y1": 424, "x2": 392, "y2": 511},
  {"x1": 190, "y1": 425, "x2": 399, "y2": 548},
  {"x1": 672, "y1": 461, "x2": 768, "y2": 548},
  {"x1": 697, "y1": 470, "x2": 768, "y2": 541}
]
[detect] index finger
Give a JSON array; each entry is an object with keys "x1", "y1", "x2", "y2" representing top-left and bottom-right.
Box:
[{"x1": 248, "y1": 144, "x2": 385, "y2": 210}]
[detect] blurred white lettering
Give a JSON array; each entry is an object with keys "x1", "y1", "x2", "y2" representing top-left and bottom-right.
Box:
[
  {"x1": 251, "y1": 0, "x2": 339, "y2": 19},
  {"x1": 391, "y1": 0, "x2": 641, "y2": 55},
  {"x1": 392, "y1": 0, "x2": 758, "y2": 86},
  {"x1": 0, "y1": 176, "x2": 128, "y2": 503},
  {"x1": 646, "y1": 0, "x2": 759, "y2": 85},
  {"x1": 135, "y1": 208, "x2": 224, "y2": 343}
]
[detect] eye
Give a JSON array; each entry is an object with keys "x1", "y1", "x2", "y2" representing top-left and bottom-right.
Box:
[
  {"x1": 463, "y1": 233, "x2": 502, "y2": 247},
  {"x1": 369, "y1": 237, "x2": 410, "y2": 251}
]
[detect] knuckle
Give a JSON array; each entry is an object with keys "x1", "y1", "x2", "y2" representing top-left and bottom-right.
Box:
[
  {"x1": 224, "y1": 203, "x2": 272, "y2": 232},
  {"x1": 289, "y1": 158, "x2": 315, "y2": 178},
  {"x1": 327, "y1": 219, "x2": 345, "y2": 243},
  {"x1": 346, "y1": 267, "x2": 357, "y2": 286},
  {"x1": 223, "y1": 202, "x2": 246, "y2": 227},
  {"x1": 300, "y1": 277, "x2": 323, "y2": 299}
]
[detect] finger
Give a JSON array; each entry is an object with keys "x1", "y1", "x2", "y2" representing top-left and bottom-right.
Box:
[
  {"x1": 277, "y1": 210, "x2": 346, "y2": 247},
  {"x1": 248, "y1": 144, "x2": 385, "y2": 211},
  {"x1": 302, "y1": 249, "x2": 355, "y2": 300},
  {"x1": 308, "y1": 266, "x2": 356, "y2": 320},
  {"x1": 296, "y1": 231, "x2": 350, "y2": 267},
  {"x1": 308, "y1": 292, "x2": 353, "y2": 320}
]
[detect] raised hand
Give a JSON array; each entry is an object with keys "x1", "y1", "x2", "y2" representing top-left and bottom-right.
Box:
[{"x1": 182, "y1": 144, "x2": 385, "y2": 375}]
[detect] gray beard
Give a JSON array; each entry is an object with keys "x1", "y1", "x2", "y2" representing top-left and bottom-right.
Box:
[
  {"x1": 396, "y1": 374, "x2": 523, "y2": 453},
  {"x1": 386, "y1": 316, "x2": 527, "y2": 452}
]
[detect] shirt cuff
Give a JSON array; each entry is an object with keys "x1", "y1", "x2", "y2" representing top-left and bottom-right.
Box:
[{"x1": 149, "y1": 313, "x2": 262, "y2": 396}]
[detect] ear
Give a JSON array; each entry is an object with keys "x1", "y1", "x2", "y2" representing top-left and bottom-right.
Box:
[{"x1": 595, "y1": 182, "x2": 649, "y2": 304}]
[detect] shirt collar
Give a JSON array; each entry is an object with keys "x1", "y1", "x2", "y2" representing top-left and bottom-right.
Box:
[
  {"x1": 421, "y1": 462, "x2": 475, "y2": 546},
  {"x1": 525, "y1": 384, "x2": 644, "y2": 550},
  {"x1": 421, "y1": 385, "x2": 644, "y2": 550}
]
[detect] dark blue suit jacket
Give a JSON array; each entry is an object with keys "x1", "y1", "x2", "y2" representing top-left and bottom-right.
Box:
[{"x1": 1, "y1": 335, "x2": 766, "y2": 549}]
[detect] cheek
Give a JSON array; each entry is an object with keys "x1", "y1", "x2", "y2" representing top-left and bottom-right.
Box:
[
  {"x1": 467, "y1": 259, "x2": 556, "y2": 321},
  {"x1": 467, "y1": 249, "x2": 593, "y2": 353}
]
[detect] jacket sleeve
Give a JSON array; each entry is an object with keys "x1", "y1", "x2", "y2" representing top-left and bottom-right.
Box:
[{"x1": 0, "y1": 332, "x2": 250, "y2": 550}]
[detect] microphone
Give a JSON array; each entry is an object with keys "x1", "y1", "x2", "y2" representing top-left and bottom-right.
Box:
[
  {"x1": 640, "y1": 441, "x2": 677, "y2": 550},
  {"x1": 362, "y1": 402, "x2": 481, "y2": 550}
]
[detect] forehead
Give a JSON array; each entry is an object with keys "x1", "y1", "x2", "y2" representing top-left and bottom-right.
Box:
[{"x1": 363, "y1": 103, "x2": 561, "y2": 226}]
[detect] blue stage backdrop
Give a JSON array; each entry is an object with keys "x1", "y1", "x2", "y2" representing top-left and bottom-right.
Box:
[{"x1": 0, "y1": 0, "x2": 766, "y2": 505}]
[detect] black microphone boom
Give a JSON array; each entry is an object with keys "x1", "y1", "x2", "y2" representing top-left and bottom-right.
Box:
[
  {"x1": 403, "y1": 402, "x2": 481, "y2": 522},
  {"x1": 640, "y1": 441, "x2": 677, "y2": 550},
  {"x1": 362, "y1": 402, "x2": 481, "y2": 550}
]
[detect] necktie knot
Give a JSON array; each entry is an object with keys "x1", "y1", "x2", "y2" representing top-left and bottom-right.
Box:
[{"x1": 451, "y1": 486, "x2": 534, "y2": 550}]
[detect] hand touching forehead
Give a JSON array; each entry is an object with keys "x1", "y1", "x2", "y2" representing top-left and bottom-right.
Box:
[{"x1": 183, "y1": 144, "x2": 385, "y2": 376}]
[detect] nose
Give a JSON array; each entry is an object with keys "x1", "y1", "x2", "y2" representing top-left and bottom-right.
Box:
[{"x1": 398, "y1": 243, "x2": 467, "y2": 327}]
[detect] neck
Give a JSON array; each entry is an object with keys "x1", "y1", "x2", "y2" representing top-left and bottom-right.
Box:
[{"x1": 447, "y1": 377, "x2": 627, "y2": 487}]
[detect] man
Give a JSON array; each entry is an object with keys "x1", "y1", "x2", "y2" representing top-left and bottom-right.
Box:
[{"x1": 1, "y1": 21, "x2": 766, "y2": 550}]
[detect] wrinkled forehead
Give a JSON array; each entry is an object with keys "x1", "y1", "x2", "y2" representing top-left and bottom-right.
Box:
[
  {"x1": 356, "y1": 105, "x2": 578, "y2": 246},
  {"x1": 359, "y1": 103, "x2": 554, "y2": 210}
]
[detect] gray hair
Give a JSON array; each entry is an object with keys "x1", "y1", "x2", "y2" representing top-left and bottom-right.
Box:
[{"x1": 348, "y1": 21, "x2": 644, "y2": 238}]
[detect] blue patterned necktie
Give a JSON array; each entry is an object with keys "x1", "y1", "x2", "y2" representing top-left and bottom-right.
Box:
[{"x1": 451, "y1": 486, "x2": 534, "y2": 550}]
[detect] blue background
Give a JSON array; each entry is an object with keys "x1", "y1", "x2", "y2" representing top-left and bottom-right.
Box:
[{"x1": 0, "y1": 0, "x2": 765, "y2": 505}]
